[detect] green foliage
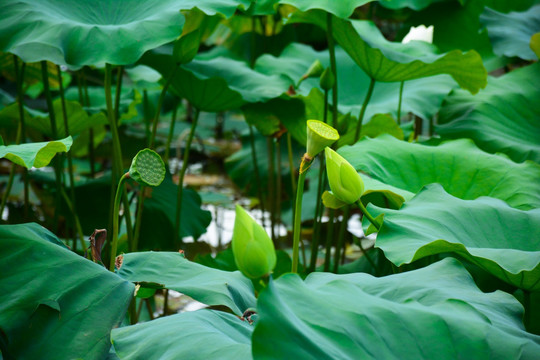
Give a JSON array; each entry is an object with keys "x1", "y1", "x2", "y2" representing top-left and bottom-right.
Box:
[
  {"x1": 0, "y1": 136, "x2": 72, "y2": 168},
  {"x1": 253, "y1": 258, "x2": 540, "y2": 359},
  {"x1": 112, "y1": 310, "x2": 252, "y2": 359},
  {"x1": 438, "y1": 62, "x2": 540, "y2": 163},
  {"x1": 371, "y1": 184, "x2": 540, "y2": 290},
  {"x1": 0, "y1": 223, "x2": 134, "y2": 359},
  {"x1": 116, "y1": 251, "x2": 255, "y2": 315},
  {"x1": 340, "y1": 135, "x2": 540, "y2": 210}
]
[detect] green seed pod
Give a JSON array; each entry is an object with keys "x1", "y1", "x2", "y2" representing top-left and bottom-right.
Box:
[
  {"x1": 325, "y1": 147, "x2": 365, "y2": 204},
  {"x1": 129, "y1": 148, "x2": 166, "y2": 187},
  {"x1": 306, "y1": 120, "x2": 339, "y2": 159},
  {"x1": 232, "y1": 205, "x2": 276, "y2": 279},
  {"x1": 319, "y1": 68, "x2": 335, "y2": 91}
]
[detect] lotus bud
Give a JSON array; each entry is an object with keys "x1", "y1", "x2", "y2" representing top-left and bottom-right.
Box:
[
  {"x1": 306, "y1": 120, "x2": 339, "y2": 160},
  {"x1": 129, "y1": 148, "x2": 166, "y2": 187},
  {"x1": 319, "y1": 68, "x2": 335, "y2": 91},
  {"x1": 232, "y1": 205, "x2": 276, "y2": 279},
  {"x1": 325, "y1": 147, "x2": 364, "y2": 204},
  {"x1": 302, "y1": 59, "x2": 324, "y2": 80}
]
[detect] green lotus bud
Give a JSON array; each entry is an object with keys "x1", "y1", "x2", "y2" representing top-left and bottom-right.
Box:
[
  {"x1": 232, "y1": 205, "x2": 276, "y2": 279},
  {"x1": 306, "y1": 120, "x2": 339, "y2": 159},
  {"x1": 303, "y1": 59, "x2": 324, "y2": 79},
  {"x1": 325, "y1": 147, "x2": 365, "y2": 204},
  {"x1": 319, "y1": 68, "x2": 335, "y2": 91},
  {"x1": 129, "y1": 148, "x2": 166, "y2": 187}
]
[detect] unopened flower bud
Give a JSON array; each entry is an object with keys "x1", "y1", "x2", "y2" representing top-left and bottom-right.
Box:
[
  {"x1": 232, "y1": 205, "x2": 276, "y2": 279},
  {"x1": 325, "y1": 147, "x2": 364, "y2": 204},
  {"x1": 319, "y1": 68, "x2": 335, "y2": 91}
]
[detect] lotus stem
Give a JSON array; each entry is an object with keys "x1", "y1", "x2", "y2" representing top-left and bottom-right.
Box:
[
  {"x1": 324, "y1": 209, "x2": 336, "y2": 272},
  {"x1": 60, "y1": 188, "x2": 85, "y2": 252},
  {"x1": 309, "y1": 156, "x2": 326, "y2": 272},
  {"x1": 292, "y1": 155, "x2": 314, "y2": 273},
  {"x1": 110, "y1": 172, "x2": 129, "y2": 271},
  {"x1": 249, "y1": 125, "x2": 267, "y2": 229},
  {"x1": 326, "y1": 13, "x2": 338, "y2": 128},
  {"x1": 57, "y1": 65, "x2": 79, "y2": 249},
  {"x1": 275, "y1": 137, "x2": 282, "y2": 242},
  {"x1": 397, "y1": 81, "x2": 404, "y2": 124},
  {"x1": 41, "y1": 60, "x2": 63, "y2": 233},
  {"x1": 149, "y1": 64, "x2": 180, "y2": 149},
  {"x1": 105, "y1": 64, "x2": 134, "y2": 248},
  {"x1": 114, "y1": 66, "x2": 124, "y2": 122},
  {"x1": 267, "y1": 137, "x2": 276, "y2": 242},
  {"x1": 356, "y1": 200, "x2": 380, "y2": 231},
  {"x1": 334, "y1": 206, "x2": 350, "y2": 273},
  {"x1": 354, "y1": 77, "x2": 376, "y2": 143},
  {"x1": 164, "y1": 103, "x2": 179, "y2": 164},
  {"x1": 523, "y1": 290, "x2": 531, "y2": 330},
  {"x1": 174, "y1": 108, "x2": 200, "y2": 245}
]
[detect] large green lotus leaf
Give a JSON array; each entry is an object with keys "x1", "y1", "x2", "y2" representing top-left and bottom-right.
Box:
[
  {"x1": 0, "y1": 99, "x2": 107, "y2": 138},
  {"x1": 112, "y1": 310, "x2": 252, "y2": 359},
  {"x1": 253, "y1": 258, "x2": 540, "y2": 359},
  {"x1": 116, "y1": 251, "x2": 256, "y2": 315},
  {"x1": 379, "y1": 0, "x2": 463, "y2": 10},
  {"x1": 142, "y1": 49, "x2": 289, "y2": 111},
  {"x1": 138, "y1": 174, "x2": 212, "y2": 249},
  {"x1": 437, "y1": 63, "x2": 540, "y2": 163},
  {"x1": 279, "y1": 0, "x2": 374, "y2": 17},
  {"x1": 0, "y1": 136, "x2": 72, "y2": 168},
  {"x1": 480, "y1": 5, "x2": 540, "y2": 60},
  {"x1": 0, "y1": 223, "x2": 134, "y2": 359},
  {"x1": 483, "y1": 0, "x2": 538, "y2": 13},
  {"x1": 370, "y1": 184, "x2": 540, "y2": 291},
  {"x1": 288, "y1": 10, "x2": 487, "y2": 93},
  {"x1": 255, "y1": 43, "x2": 457, "y2": 123},
  {"x1": 0, "y1": 0, "x2": 251, "y2": 68},
  {"x1": 339, "y1": 135, "x2": 540, "y2": 210}
]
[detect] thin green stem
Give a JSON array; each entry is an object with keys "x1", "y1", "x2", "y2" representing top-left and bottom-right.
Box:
[
  {"x1": 357, "y1": 237, "x2": 377, "y2": 275},
  {"x1": 275, "y1": 137, "x2": 282, "y2": 243},
  {"x1": 110, "y1": 173, "x2": 129, "y2": 271},
  {"x1": 60, "y1": 188, "x2": 85, "y2": 251},
  {"x1": 326, "y1": 13, "x2": 338, "y2": 128},
  {"x1": 397, "y1": 81, "x2": 404, "y2": 125},
  {"x1": 41, "y1": 61, "x2": 63, "y2": 232},
  {"x1": 356, "y1": 200, "x2": 380, "y2": 231},
  {"x1": 334, "y1": 206, "x2": 350, "y2": 273},
  {"x1": 292, "y1": 169, "x2": 307, "y2": 273},
  {"x1": 57, "y1": 65, "x2": 78, "y2": 247},
  {"x1": 354, "y1": 78, "x2": 376, "y2": 143},
  {"x1": 249, "y1": 125, "x2": 266, "y2": 228},
  {"x1": 149, "y1": 64, "x2": 180, "y2": 149},
  {"x1": 114, "y1": 66, "x2": 124, "y2": 123},
  {"x1": 78, "y1": 69, "x2": 96, "y2": 177},
  {"x1": 309, "y1": 155, "x2": 326, "y2": 272},
  {"x1": 286, "y1": 132, "x2": 296, "y2": 191},
  {"x1": 164, "y1": 103, "x2": 178, "y2": 164},
  {"x1": 174, "y1": 108, "x2": 200, "y2": 245},
  {"x1": 0, "y1": 57, "x2": 27, "y2": 219},
  {"x1": 324, "y1": 209, "x2": 336, "y2": 272},
  {"x1": 267, "y1": 137, "x2": 276, "y2": 242},
  {"x1": 132, "y1": 186, "x2": 145, "y2": 253}
]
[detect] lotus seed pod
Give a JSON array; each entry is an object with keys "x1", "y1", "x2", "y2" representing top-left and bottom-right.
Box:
[
  {"x1": 129, "y1": 148, "x2": 166, "y2": 187},
  {"x1": 232, "y1": 205, "x2": 276, "y2": 279},
  {"x1": 306, "y1": 120, "x2": 339, "y2": 159},
  {"x1": 319, "y1": 68, "x2": 335, "y2": 91},
  {"x1": 325, "y1": 147, "x2": 364, "y2": 204}
]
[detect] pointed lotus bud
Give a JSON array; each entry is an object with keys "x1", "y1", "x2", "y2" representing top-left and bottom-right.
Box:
[
  {"x1": 319, "y1": 68, "x2": 335, "y2": 91},
  {"x1": 303, "y1": 59, "x2": 324, "y2": 80},
  {"x1": 325, "y1": 147, "x2": 364, "y2": 204},
  {"x1": 232, "y1": 205, "x2": 276, "y2": 279},
  {"x1": 129, "y1": 148, "x2": 166, "y2": 187},
  {"x1": 306, "y1": 120, "x2": 339, "y2": 159}
]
